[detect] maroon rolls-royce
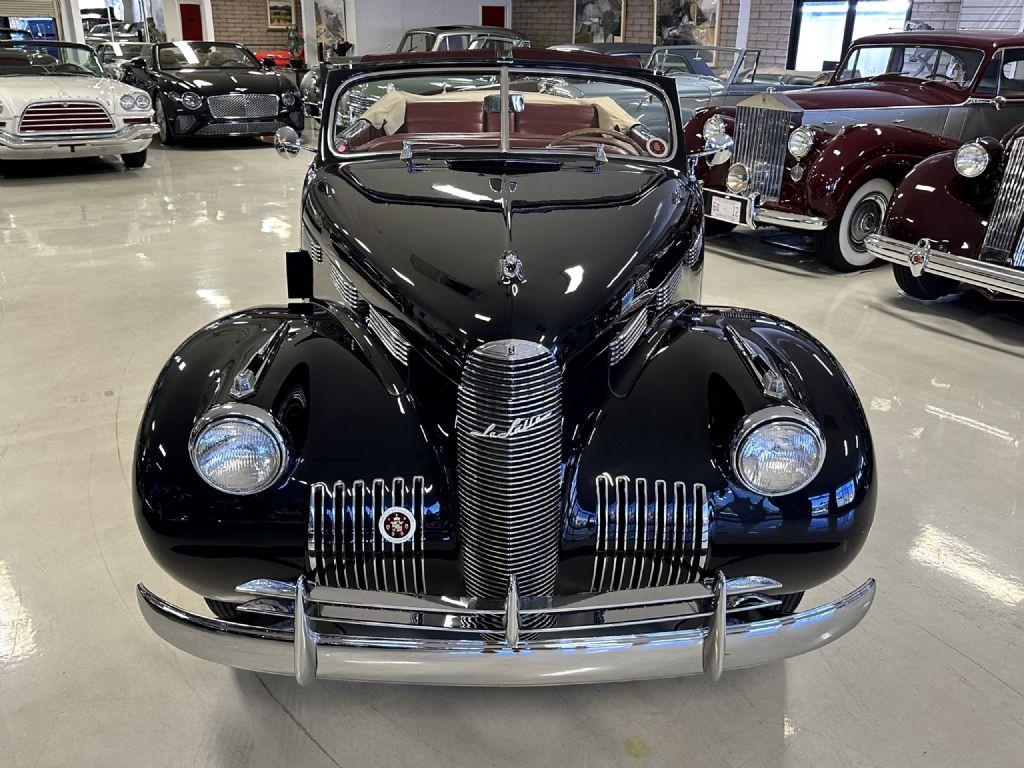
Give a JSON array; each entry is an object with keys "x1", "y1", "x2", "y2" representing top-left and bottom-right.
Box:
[
  {"x1": 686, "y1": 31, "x2": 1024, "y2": 271},
  {"x1": 866, "y1": 123, "x2": 1024, "y2": 301}
]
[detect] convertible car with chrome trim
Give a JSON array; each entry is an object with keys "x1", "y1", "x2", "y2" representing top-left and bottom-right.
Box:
[
  {"x1": 686, "y1": 30, "x2": 1024, "y2": 272},
  {"x1": 120, "y1": 40, "x2": 303, "y2": 144},
  {"x1": 866, "y1": 121, "x2": 1024, "y2": 302},
  {"x1": 134, "y1": 49, "x2": 876, "y2": 686},
  {"x1": 0, "y1": 40, "x2": 156, "y2": 166}
]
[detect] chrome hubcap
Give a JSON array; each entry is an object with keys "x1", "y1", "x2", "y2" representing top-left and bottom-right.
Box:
[{"x1": 848, "y1": 192, "x2": 888, "y2": 251}]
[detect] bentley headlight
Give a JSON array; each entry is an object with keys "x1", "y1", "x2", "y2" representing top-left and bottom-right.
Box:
[
  {"x1": 181, "y1": 91, "x2": 202, "y2": 110},
  {"x1": 704, "y1": 114, "x2": 727, "y2": 142},
  {"x1": 954, "y1": 142, "x2": 988, "y2": 178},
  {"x1": 134, "y1": 92, "x2": 151, "y2": 111},
  {"x1": 788, "y1": 126, "x2": 814, "y2": 159},
  {"x1": 726, "y1": 162, "x2": 749, "y2": 194},
  {"x1": 120, "y1": 93, "x2": 137, "y2": 111},
  {"x1": 190, "y1": 406, "x2": 288, "y2": 495},
  {"x1": 282, "y1": 91, "x2": 297, "y2": 107},
  {"x1": 733, "y1": 407, "x2": 825, "y2": 496}
]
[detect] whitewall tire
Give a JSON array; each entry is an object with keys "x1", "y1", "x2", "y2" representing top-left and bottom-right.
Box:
[{"x1": 815, "y1": 178, "x2": 894, "y2": 272}]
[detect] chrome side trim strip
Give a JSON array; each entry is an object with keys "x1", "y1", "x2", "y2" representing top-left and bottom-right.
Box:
[
  {"x1": 724, "y1": 324, "x2": 789, "y2": 401},
  {"x1": 230, "y1": 321, "x2": 290, "y2": 399}
]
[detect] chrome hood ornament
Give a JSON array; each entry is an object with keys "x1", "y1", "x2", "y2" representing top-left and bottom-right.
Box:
[{"x1": 499, "y1": 249, "x2": 525, "y2": 285}]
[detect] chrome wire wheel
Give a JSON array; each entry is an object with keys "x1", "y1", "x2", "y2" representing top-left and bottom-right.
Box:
[{"x1": 848, "y1": 191, "x2": 889, "y2": 251}]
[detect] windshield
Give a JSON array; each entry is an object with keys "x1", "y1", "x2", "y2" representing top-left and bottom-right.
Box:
[
  {"x1": 652, "y1": 46, "x2": 749, "y2": 81},
  {"x1": 156, "y1": 42, "x2": 259, "y2": 70},
  {"x1": 836, "y1": 45, "x2": 984, "y2": 90},
  {"x1": 99, "y1": 43, "x2": 150, "y2": 62},
  {"x1": 331, "y1": 67, "x2": 674, "y2": 160},
  {"x1": 0, "y1": 42, "x2": 103, "y2": 76},
  {"x1": 398, "y1": 33, "x2": 438, "y2": 52}
]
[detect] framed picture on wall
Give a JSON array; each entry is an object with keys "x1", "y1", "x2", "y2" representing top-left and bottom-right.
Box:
[
  {"x1": 656, "y1": 1, "x2": 719, "y2": 46},
  {"x1": 573, "y1": 0, "x2": 625, "y2": 44},
  {"x1": 268, "y1": 0, "x2": 296, "y2": 29}
]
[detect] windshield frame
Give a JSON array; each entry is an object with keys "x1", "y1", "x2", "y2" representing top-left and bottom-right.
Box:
[
  {"x1": 154, "y1": 41, "x2": 260, "y2": 71},
  {"x1": 650, "y1": 45, "x2": 751, "y2": 83},
  {"x1": 325, "y1": 64, "x2": 680, "y2": 165},
  {"x1": 833, "y1": 43, "x2": 988, "y2": 91},
  {"x1": 0, "y1": 41, "x2": 103, "y2": 77}
]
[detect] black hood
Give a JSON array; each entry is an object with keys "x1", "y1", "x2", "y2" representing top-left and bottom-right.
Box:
[
  {"x1": 308, "y1": 157, "x2": 699, "y2": 362},
  {"x1": 158, "y1": 67, "x2": 290, "y2": 94}
]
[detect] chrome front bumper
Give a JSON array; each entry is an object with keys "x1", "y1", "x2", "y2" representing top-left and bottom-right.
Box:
[
  {"x1": 138, "y1": 574, "x2": 875, "y2": 686},
  {"x1": 0, "y1": 123, "x2": 158, "y2": 152},
  {"x1": 703, "y1": 189, "x2": 828, "y2": 232},
  {"x1": 866, "y1": 234, "x2": 1024, "y2": 299}
]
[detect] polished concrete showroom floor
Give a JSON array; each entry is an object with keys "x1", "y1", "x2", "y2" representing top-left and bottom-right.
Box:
[{"x1": 1, "y1": 142, "x2": 1023, "y2": 768}]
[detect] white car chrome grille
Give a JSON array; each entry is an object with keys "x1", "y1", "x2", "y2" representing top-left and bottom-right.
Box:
[{"x1": 19, "y1": 101, "x2": 114, "y2": 133}]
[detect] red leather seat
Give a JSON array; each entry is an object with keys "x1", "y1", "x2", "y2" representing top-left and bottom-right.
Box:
[
  {"x1": 514, "y1": 104, "x2": 598, "y2": 135},
  {"x1": 398, "y1": 102, "x2": 485, "y2": 134}
]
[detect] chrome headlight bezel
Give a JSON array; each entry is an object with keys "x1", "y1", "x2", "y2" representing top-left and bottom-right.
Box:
[
  {"x1": 954, "y1": 141, "x2": 989, "y2": 178},
  {"x1": 725, "y1": 162, "x2": 749, "y2": 194},
  {"x1": 704, "y1": 114, "x2": 727, "y2": 143},
  {"x1": 134, "y1": 92, "x2": 151, "y2": 111},
  {"x1": 119, "y1": 93, "x2": 137, "y2": 111},
  {"x1": 731, "y1": 406, "x2": 826, "y2": 497},
  {"x1": 787, "y1": 126, "x2": 814, "y2": 159},
  {"x1": 188, "y1": 404, "x2": 289, "y2": 495},
  {"x1": 282, "y1": 91, "x2": 297, "y2": 107},
  {"x1": 180, "y1": 91, "x2": 202, "y2": 110}
]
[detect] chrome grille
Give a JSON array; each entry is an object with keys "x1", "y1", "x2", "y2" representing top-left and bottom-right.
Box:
[
  {"x1": 367, "y1": 306, "x2": 411, "y2": 365},
  {"x1": 456, "y1": 340, "x2": 563, "y2": 598},
  {"x1": 302, "y1": 225, "x2": 323, "y2": 262},
  {"x1": 733, "y1": 105, "x2": 793, "y2": 202},
  {"x1": 19, "y1": 101, "x2": 113, "y2": 133},
  {"x1": 981, "y1": 137, "x2": 1024, "y2": 266},
  {"x1": 609, "y1": 312, "x2": 646, "y2": 365},
  {"x1": 307, "y1": 477, "x2": 427, "y2": 593},
  {"x1": 207, "y1": 93, "x2": 279, "y2": 118},
  {"x1": 329, "y1": 261, "x2": 362, "y2": 311},
  {"x1": 194, "y1": 120, "x2": 282, "y2": 136},
  {"x1": 591, "y1": 475, "x2": 710, "y2": 592},
  {"x1": 341, "y1": 91, "x2": 379, "y2": 127}
]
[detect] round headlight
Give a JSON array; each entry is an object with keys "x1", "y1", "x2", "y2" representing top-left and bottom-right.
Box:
[
  {"x1": 788, "y1": 126, "x2": 814, "y2": 159},
  {"x1": 134, "y1": 92, "x2": 151, "y2": 111},
  {"x1": 726, "y1": 162, "x2": 749, "y2": 194},
  {"x1": 282, "y1": 91, "x2": 297, "y2": 107},
  {"x1": 732, "y1": 407, "x2": 825, "y2": 496},
  {"x1": 704, "y1": 114, "x2": 727, "y2": 141},
  {"x1": 181, "y1": 91, "x2": 202, "y2": 110},
  {"x1": 119, "y1": 93, "x2": 137, "y2": 111},
  {"x1": 954, "y1": 142, "x2": 989, "y2": 178},
  {"x1": 190, "y1": 406, "x2": 288, "y2": 495}
]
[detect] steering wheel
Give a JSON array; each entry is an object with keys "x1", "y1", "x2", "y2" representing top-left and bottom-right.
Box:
[{"x1": 548, "y1": 127, "x2": 645, "y2": 156}]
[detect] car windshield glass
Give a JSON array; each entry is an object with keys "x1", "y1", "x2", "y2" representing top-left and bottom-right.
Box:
[
  {"x1": 652, "y1": 47, "x2": 744, "y2": 80},
  {"x1": 0, "y1": 42, "x2": 102, "y2": 76},
  {"x1": 836, "y1": 45, "x2": 983, "y2": 89},
  {"x1": 332, "y1": 67, "x2": 674, "y2": 158},
  {"x1": 100, "y1": 42, "x2": 150, "y2": 61},
  {"x1": 399, "y1": 33, "x2": 436, "y2": 52},
  {"x1": 156, "y1": 42, "x2": 258, "y2": 70}
]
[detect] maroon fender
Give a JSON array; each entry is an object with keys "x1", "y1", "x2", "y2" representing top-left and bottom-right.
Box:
[{"x1": 804, "y1": 124, "x2": 960, "y2": 220}]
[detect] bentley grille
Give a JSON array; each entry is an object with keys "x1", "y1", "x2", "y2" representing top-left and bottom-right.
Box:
[
  {"x1": 207, "y1": 94, "x2": 280, "y2": 119},
  {"x1": 591, "y1": 475, "x2": 710, "y2": 592},
  {"x1": 456, "y1": 341, "x2": 563, "y2": 599},
  {"x1": 19, "y1": 101, "x2": 114, "y2": 133},
  {"x1": 194, "y1": 121, "x2": 282, "y2": 136},
  {"x1": 733, "y1": 105, "x2": 792, "y2": 202},
  {"x1": 980, "y1": 137, "x2": 1024, "y2": 267},
  {"x1": 307, "y1": 477, "x2": 428, "y2": 593}
]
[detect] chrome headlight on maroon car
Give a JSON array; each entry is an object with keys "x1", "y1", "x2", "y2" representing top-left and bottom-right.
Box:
[
  {"x1": 189, "y1": 404, "x2": 288, "y2": 495},
  {"x1": 954, "y1": 141, "x2": 989, "y2": 178},
  {"x1": 787, "y1": 126, "x2": 814, "y2": 159},
  {"x1": 732, "y1": 407, "x2": 826, "y2": 496}
]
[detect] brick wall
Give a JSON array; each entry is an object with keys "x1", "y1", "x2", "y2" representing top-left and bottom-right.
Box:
[
  {"x1": 512, "y1": 0, "x2": 573, "y2": 48},
  {"x1": 909, "y1": 1, "x2": 961, "y2": 29},
  {"x1": 210, "y1": 0, "x2": 291, "y2": 49},
  {"x1": 624, "y1": 1, "x2": 654, "y2": 43}
]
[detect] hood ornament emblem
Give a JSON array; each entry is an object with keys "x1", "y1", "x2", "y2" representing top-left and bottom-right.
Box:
[{"x1": 499, "y1": 249, "x2": 525, "y2": 285}]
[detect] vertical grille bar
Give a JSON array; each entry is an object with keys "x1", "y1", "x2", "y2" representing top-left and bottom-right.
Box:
[
  {"x1": 733, "y1": 104, "x2": 793, "y2": 202},
  {"x1": 982, "y1": 138, "x2": 1024, "y2": 265},
  {"x1": 456, "y1": 340, "x2": 563, "y2": 598}
]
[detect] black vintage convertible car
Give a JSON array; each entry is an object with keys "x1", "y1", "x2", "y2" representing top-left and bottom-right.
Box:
[
  {"x1": 134, "y1": 49, "x2": 875, "y2": 685},
  {"x1": 120, "y1": 40, "x2": 302, "y2": 144}
]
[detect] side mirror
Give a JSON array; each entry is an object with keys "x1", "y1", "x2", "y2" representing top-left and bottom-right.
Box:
[
  {"x1": 274, "y1": 126, "x2": 303, "y2": 159},
  {"x1": 128, "y1": 56, "x2": 146, "y2": 69}
]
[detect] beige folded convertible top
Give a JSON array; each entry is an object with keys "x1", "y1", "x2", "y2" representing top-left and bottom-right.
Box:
[{"x1": 358, "y1": 89, "x2": 641, "y2": 136}]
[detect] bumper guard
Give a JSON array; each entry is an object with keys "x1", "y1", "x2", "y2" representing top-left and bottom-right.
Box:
[{"x1": 138, "y1": 573, "x2": 875, "y2": 686}]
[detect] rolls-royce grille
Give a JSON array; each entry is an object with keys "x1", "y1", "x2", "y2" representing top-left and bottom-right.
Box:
[
  {"x1": 307, "y1": 477, "x2": 427, "y2": 593},
  {"x1": 456, "y1": 340, "x2": 563, "y2": 598},
  {"x1": 981, "y1": 137, "x2": 1024, "y2": 267},
  {"x1": 207, "y1": 94, "x2": 279, "y2": 119},
  {"x1": 341, "y1": 92, "x2": 379, "y2": 127},
  {"x1": 733, "y1": 105, "x2": 792, "y2": 202},
  {"x1": 591, "y1": 475, "x2": 710, "y2": 592},
  {"x1": 19, "y1": 101, "x2": 114, "y2": 133}
]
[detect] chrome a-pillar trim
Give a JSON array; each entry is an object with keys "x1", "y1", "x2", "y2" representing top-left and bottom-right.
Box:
[
  {"x1": 136, "y1": 577, "x2": 876, "y2": 686},
  {"x1": 867, "y1": 233, "x2": 1024, "y2": 300}
]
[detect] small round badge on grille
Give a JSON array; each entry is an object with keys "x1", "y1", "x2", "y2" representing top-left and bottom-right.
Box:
[{"x1": 379, "y1": 506, "x2": 416, "y2": 544}]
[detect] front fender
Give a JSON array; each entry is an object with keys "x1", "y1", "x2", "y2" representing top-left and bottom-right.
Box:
[{"x1": 806, "y1": 124, "x2": 959, "y2": 219}]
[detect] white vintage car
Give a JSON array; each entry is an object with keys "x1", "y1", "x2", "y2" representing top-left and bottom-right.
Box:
[{"x1": 0, "y1": 40, "x2": 157, "y2": 166}]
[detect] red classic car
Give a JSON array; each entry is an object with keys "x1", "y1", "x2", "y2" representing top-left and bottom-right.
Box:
[
  {"x1": 254, "y1": 47, "x2": 304, "y2": 68},
  {"x1": 686, "y1": 31, "x2": 1024, "y2": 271},
  {"x1": 866, "y1": 122, "x2": 1024, "y2": 301}
]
